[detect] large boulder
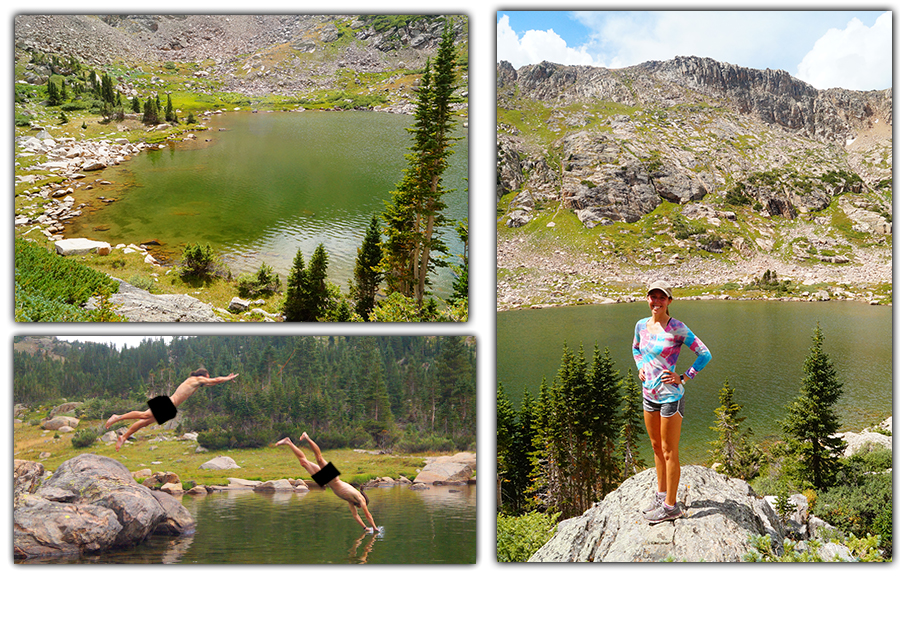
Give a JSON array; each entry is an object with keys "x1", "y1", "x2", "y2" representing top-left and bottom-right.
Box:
[
  {"x1": 54, "y1": 238, "x2": 112, "y2": 256},
  {"x1": 529, "y1": 466, "x2": 783, "y2": 562},
  {"x1": 199, "y1": 455, "x2": 240, "y2": 470},
  {"x1": 14, "y1": 459, "x2": 46, "y2": 504},
  {"x1": 414, "y1": 452, "x2": 476, "y2": 484},
  {"x1": 41, "y1": 415, "x2": 80, "y2": 430},
  {"x1": 14, "y1": 454, "x2": 194, "y2": 560}
]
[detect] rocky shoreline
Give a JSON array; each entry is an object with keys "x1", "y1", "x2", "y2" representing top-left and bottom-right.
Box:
[
  {"x1": 497, "y1": 234, "x2": 892, "y2": 311},
  {"x1": 14, "y1": 450, "x2": 475, "y2": 560}
]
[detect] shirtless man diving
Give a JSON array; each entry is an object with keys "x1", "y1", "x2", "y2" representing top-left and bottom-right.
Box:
[
  {"x1": 276, "y1": 432, "x2": 377, "y2": 533},
  {"x1": 105, "y1": 368, "x2": 238, "y2": 451}
]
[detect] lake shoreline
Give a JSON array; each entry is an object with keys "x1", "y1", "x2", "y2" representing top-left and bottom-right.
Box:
[{"x1": 497, "y1": 292, "x2": 892, "y2": 314}]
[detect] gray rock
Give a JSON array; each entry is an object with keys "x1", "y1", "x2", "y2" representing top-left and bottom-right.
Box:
[
  {"x1": 529, "y1": 466, "x2": 782, "y2": 562},
  {"x1": 414, "y1": 452, "x2": 476, "y2": 484},
  {"x1": 54, "y1": 238, "x2": 112, "y2": 256},
  {"x1": 41, "y1": 415, "x2": 80, "y2": 430},
  {"x1": 200, "y1": 456, "x2": 240, "y2": 470},
  {"x1": 254, "y1": 479, "x2": 295, "y2": 492},
  {"x1": 228, "y1": 297, "x2": 250, "y2": 313},
  {"x1": 833, "y1": 428, "x2": 892, "y2": 457},
  {"x1": 14, "y1": 459, "x2": 46, "y2": 504},
  {"x1": 14, "y1": 454, "x2": 194, "y2": 559},
  {"x1": 86, "y1": 278, "x2": 223, "y2": 322}
]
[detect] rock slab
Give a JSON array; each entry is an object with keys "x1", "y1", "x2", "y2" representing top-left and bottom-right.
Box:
[{"x1": 529, "y1": 465, "x2": 782, "y2": 563}]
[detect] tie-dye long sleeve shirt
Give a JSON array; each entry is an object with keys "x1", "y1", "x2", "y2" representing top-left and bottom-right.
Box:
[{"x1": 632, "y1": 317, "x2": 711, "y2": 404}]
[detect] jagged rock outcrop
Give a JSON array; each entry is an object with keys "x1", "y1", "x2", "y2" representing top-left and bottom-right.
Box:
[
  {"x1": 497, "y1": 56, "x2": 891, "y2": 225},
  {"x1": 497, "y1": 55, "x2": 891, "y2": 307},
  {"x1": 14, "y1": 454, "x2": 195, "y2": 560},
  {"x1": 529, "y1": 466, "x2": 784, "y2": 562}
]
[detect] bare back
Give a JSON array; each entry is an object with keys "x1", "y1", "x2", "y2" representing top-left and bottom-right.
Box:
[{"x1": 169, "y1": 376, "x2": 207, "y2": 407}]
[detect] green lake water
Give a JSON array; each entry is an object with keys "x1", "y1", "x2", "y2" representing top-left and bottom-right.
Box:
[
  {"x1": 496, "y1": 300, "x2": 892, "y2": 464},
  {"x1": 18, "y1": 485, "x2": 476, "y2": 564},
  {"x1": 65, "y1": 111, "x2": 469, "y2": 296}
]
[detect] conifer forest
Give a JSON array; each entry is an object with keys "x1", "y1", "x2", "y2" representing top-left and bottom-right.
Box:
[{"x1": 14, "y1": 335, "x2": 476, "y2": 452}]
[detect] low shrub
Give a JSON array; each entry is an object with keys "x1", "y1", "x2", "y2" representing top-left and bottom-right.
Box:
[
  {"x1": 71, "y1": 428, "x2": 100, "y2": 449},
  {"x1": 236, "y1": 263, "x2": 281, "y2": 297},
  {"x1": 497, "y1": 511, "x2": 560, "y2": 562}
]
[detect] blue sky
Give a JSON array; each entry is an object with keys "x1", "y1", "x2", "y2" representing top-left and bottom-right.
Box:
[{"x1": 497, "y1": 10, "x2": 892, "y2": 90}]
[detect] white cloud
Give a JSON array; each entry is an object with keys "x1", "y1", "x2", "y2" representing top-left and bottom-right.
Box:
[
  {"x1": 497, "y1": 14, "x2": 596, "y2": 68},
  {"x1": 796, "y1": 12, "x2": 892, "y2": 90}
]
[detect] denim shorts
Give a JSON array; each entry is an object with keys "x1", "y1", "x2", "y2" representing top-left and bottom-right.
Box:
[{"x1": 643, "y1": 396, "x2": 685, "y2": 418}]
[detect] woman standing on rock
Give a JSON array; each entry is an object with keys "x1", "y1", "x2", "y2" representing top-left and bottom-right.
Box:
[{"x1": 632, "y1": 281, "x2": 711, "y2": 523}]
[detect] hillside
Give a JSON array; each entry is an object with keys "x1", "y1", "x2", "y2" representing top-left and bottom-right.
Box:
[
  {"x1": 15, "y1": 14, "x2": 469, "y2": 103},
  {"x1": 497, "y1": 57, "x2": 892, "y2": 308}
]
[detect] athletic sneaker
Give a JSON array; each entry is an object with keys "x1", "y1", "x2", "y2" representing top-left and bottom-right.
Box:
[
  {"x1": 641, "y1": 492, "x2": 665, "y2": 514},
  {"x1": 644, "y1": 503, "x2": 684, "y2": 524}
]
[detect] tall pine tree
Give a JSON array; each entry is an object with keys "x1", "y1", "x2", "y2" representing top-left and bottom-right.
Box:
[
  {"x1": 283, "y1": 244, "x2": 329, "y2": 321},
  {"x1": 781, "y1": 324, "x2": 846, "y2": 489},
  {"x1": 381, "y1": 18, "x2": 460, "y2": 306},
  {"x1": 350, "y1": 215, "x2": 384, "y2": 321}
]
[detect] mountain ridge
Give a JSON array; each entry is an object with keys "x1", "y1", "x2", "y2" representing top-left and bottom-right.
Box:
[{"x1": 496, "y1": 55, "x2": 891, "y2": 308}]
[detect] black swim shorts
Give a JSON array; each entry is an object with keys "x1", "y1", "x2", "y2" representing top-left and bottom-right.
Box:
[
  {"x1": 312, "y1": 461, "x2": 340, "y2": 487},
  {"x1": 148, "y1": 395, "x2": 178, "y2": 424}
]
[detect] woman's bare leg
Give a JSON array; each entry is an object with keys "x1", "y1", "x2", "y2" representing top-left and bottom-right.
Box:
[
  {"x1": 643, "y1": 411, "x2": 666, "y2": 494},
  {"x1": 659, "y1": 413, "x2": 683, "y2": 506},
  {"x1": 106, "y1": 409, "x2": 153, "y2": 429},
  {"x1": 275, "y1": 437, "x2": 320, "y2": 475}
]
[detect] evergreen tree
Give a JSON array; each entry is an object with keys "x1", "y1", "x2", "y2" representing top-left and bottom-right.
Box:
[
  {"x1": 46, "y1": 79, "x2": 62, "y2": 106},
  {"x1": 350, "y1": 214, "x2": 383, "y2": 321},
  {"x1": 306, "y1": 244, "x2": 330, "y2": 317},
  {"x1": 282, "y1": 248, "x2": 309, "y2": 321},
  {"x1": 708, "y1": 380, "x2": 762, "y2": 480},
  {"x1": 586, "y1": 346, "x2": 623, "y2": 497},
  {"x1": 619, "y1": 369, "x2": 647, "y2": 478},
  {"x1": 526, "y1": 343, "x2": 624, "y2": 517},
  {"x1": 448, "y1": 217, "x2": 468, "y2": 311},
  {"x1": 165, "y1": 93, "x2": 176, "y2": 123},
  {"x1": 381, "y1": 19, "x2": 459, "y2": 306},
  {"x1": 142, "y1": 97, "x2": 160, "y2": 124},
  {"x1": 283, "y1": 244, "x2": 329, "y2": 321},
  {"x1": 781, "y1": 324, "x2": 846, "y2": 489},
  {"x1": 496, "y1": 383, "x2": 516, "y2": 510},
  {"x1": 496, "y1": 386, "x2": 537, "y2": 515}
]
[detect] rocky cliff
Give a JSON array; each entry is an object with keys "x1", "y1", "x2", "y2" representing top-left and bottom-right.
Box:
[
  {"x1": 497, "y1": 57, "x2": 891, "y2": 308},
  {"x1": 528, "y1": 465, "x2": 863, "y2": 562}
]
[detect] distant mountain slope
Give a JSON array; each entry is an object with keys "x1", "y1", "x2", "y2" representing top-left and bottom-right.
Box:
[
  {"x1": 15, "y1": 14, "x2": 468, "y2": 97},
  {"x1": 496, "y1": 56, "x2": 891, "y2": 307}
]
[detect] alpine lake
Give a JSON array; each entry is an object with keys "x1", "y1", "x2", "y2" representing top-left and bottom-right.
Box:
[
  {"x1": 497, "y1": 300, "x2": 892, "y2": 465},
  {"x1": 17, "y1": 484, "x2": 476, "y2": 564},
  {"x1": 64, "y1": 110, "x2": 469, "y2": 297}
]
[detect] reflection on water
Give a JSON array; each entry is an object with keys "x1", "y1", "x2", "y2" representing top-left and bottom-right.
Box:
[
  {"x1": 17, "y1": 485, "x2": 476, "y2": 565},
  {"x1": 64, "y1": 111, "x2": 469, "y2": 296}
]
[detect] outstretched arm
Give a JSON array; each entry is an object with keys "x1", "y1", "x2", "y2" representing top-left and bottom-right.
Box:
[
  {"x1": 349, "y1": 503, "x2": 375, "y2": 532},
  {"x1": 201, "y1": 373, "x2": 239, "y2": 386},
  {"x1": 360, "y1": 502, "x2": 377, "y2": 531}
]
